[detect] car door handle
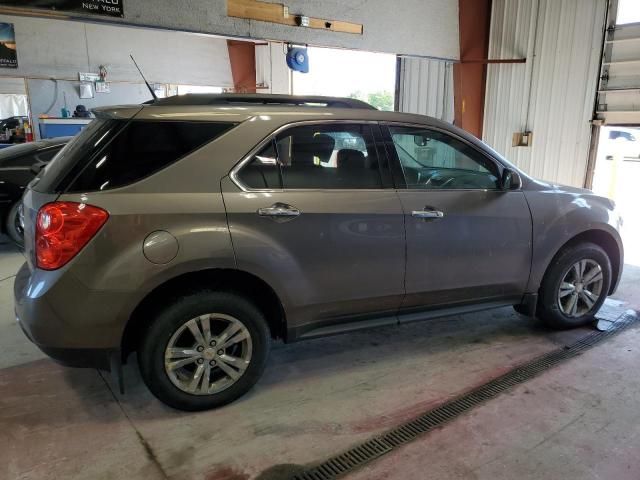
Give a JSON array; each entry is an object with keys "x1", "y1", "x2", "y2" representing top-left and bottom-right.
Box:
[
  {"x1": 257, "y1": 203, "x2": 301, "y2": 218},
  {"x1": 411, "y1": 209, "x2": 445, "y2": 219}
]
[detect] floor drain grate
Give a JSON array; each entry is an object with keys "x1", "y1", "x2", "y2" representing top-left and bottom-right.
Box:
[{"x1": 291, "y1": 311, "x2": 637, "y2": 480}]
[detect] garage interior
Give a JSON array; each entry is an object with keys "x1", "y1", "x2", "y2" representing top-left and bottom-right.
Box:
[{"x1": 1, "y1": 0, "x2": 640, "y2": 479}]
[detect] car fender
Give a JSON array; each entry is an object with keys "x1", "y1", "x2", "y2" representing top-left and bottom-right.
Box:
[{"x1": 524, "y1": 186, "x2": 624, "y2": 293}]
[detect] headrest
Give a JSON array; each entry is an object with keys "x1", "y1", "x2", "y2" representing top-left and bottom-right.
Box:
[
  {"x1": 337, "y1": 149, "x2": 366, "y2": 170},
  {"x1": 312, "y1": 133, "x2": 335, "y2": 163},
  {"x1": 290, "y1": 132, "x2": 336, "y2": 165},
  {"x1": 290, "y1": 130, "x2": 317, "y2": 165}
]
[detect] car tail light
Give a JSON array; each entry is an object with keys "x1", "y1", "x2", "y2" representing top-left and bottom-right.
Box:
[{"x1": 36, "y1": 202, "x2": 109, "y2": 270}]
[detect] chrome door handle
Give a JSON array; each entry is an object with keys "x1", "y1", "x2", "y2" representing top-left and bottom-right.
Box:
[
  {"x1": 411, "y1": 210, "x2": 444, "y2": 219},
  {"x1": 257, "y1": 203, "x2": 301, "y2": 218}
]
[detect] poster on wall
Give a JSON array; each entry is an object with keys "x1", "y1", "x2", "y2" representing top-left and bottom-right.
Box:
[
  {"x1": 0, "y1": 0, "x2": 124, "y2": 18},
  {"x1": 0, "y1": 23, "x2": 17, "y2": 69}
]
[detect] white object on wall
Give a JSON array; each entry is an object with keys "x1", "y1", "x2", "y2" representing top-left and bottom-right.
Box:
[
  {"x1": 0, "y1": 93, "x2": 28, "y2": 118},
  {"x1": 79, "y1": 83, "x2": 94, "y2": 99}
]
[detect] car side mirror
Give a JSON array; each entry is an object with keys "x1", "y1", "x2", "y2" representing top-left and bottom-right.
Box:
[{"x1": 501, "y1": 168, "x2": 522, "y2": 190}]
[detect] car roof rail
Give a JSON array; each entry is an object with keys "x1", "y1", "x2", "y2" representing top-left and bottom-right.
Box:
[{"x1": 148, "y1": 93, "x2": 377, "y2": 110}]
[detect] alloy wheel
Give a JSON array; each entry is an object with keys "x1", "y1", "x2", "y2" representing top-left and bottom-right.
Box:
[
  {"x1": 557, "y1": 259, "x2": 604, "y2": 317},
  {"x1": 164, "y1": 313, "x2": 253, "y2": 395}
]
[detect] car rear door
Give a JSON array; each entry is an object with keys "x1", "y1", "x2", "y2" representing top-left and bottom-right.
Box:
[
  {"x1": 381, "y1": 123, "x2": 532, "y2": 317},
  {"x1": 222, "y1": 121, "x2": 405, "y2": 339}
]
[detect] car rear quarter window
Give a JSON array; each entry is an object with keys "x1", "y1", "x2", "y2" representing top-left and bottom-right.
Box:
[
  {"x1": 34, "y1": 119, "x2": 118, "y2": 192},
  {"x1": 237, "y1": 141, "x2": 281, "y2": 189},
  {"x1": 64, "y1": 121, "x2": 236, "y2": 192}
]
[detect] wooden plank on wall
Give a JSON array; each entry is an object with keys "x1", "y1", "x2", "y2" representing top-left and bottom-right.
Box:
[{"x1": 228, "y1": 0, "x2": 363, "y2": 35}]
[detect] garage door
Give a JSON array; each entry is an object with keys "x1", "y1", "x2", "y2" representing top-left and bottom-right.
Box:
[{"x1": 596, "y1": 0, "x2": 640, "y2": 124}]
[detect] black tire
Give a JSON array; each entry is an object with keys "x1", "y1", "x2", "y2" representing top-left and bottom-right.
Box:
[
  {"x1": 537, "y1": 242, "x2": 611, "y2": 329},
  {"x1": 138, "y1": 290, "x2": 271, "y2": 411},
  {"x1": 5, "y1": 202, "x2": 24, "y2": 247}
]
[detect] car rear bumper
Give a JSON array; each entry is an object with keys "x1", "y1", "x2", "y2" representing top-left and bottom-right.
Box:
[
  {"x1": 17, "y1": 316, "x2": 113, "y2": 370},
  {"x1": 14, "y1": 261, "x2": 124, "y2": 370}
]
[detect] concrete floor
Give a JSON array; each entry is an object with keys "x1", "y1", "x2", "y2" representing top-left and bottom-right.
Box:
[{"x1": 1, "y1": 237, "x2": 639, "y2": 480}]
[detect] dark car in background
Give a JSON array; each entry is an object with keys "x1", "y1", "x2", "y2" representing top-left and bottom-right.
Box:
[
  {"x1": 0, "y1": 137, "x2": 71, "y2": 244},
  {"x1": 0, "y1": 115, "x2": 28, "y2": 132}
]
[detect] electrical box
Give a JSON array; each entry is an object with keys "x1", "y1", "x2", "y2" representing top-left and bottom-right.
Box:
[{"x1": 512, "y1": 131, "x2": 533, "y2": 147}]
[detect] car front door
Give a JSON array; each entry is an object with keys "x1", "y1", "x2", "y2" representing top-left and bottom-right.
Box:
[
  {"x1": 222, "y1": 122, "x2": 405, "y2": 339},
  {"x1": 381, "y1": 124, "x2": 532, "y2": 317}
]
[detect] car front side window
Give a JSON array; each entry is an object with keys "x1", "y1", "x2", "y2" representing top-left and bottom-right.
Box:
[{"x1": 388, "y1": 126, "x2": 500, "y2": 190}]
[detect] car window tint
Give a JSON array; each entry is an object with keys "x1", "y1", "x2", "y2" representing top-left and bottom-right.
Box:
[
  {"x1": 35, "y1": 119, "x2": 119, "y2": 192},
  {"x1": 277, "y1": 124, "x2": 381, "y2": 189},
  {"x1": 66, "y1": 121, "x2": 236, "y2": 192},
  {"x1": 388, "y1": 126, "x2": 500, "y2": 190},
  {"x1": 237, "y1": 141, "x2": 281, "y2": 189}
]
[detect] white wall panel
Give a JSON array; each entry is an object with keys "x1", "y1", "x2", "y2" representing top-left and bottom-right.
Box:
[
  {"x1": 483, "y1": 0, "x2": 606, "y2": 187},
  {"x1": 255, "y1": 42, "x2": 292, "y2": 94},
  {"x1": 398, "y1": 57, "x2": 454, "y2": 123},
  {"x1": 0, "y1": 14, "x2": 233, "y2": 87}
]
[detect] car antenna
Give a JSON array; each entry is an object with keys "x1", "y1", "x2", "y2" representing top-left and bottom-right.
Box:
[{"x1": 130, "y1": 54, "x2": 157, "y2": 102}]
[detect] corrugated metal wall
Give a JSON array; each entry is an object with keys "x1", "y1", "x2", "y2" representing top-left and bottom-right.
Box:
[
  {"x1": 397, "y1": 57, "x2": 455, "y2": 123},
  {"x1": 483, "y1": 0, "x2": 606, "y2": 187}
]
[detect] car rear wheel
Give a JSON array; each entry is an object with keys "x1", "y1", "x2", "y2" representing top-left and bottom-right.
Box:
[
  {"x1": 5, "y1": 201, "x2": 24, "y2": 247},
  {"x1": 138, "y1": 291, "x2": 271, "y2": 411},
  {"x1": 537, "y1": 243, "x2": 611, "y2": 329}
]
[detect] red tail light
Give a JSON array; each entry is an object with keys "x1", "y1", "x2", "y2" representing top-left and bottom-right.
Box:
[{"x1": 36, "y1": 202, "x2": 109, "y2": 270}]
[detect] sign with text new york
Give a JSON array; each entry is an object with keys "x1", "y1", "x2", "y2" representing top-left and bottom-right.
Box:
[{"x1": 0, "y1": 0, "x2": 124, "y2": 18}]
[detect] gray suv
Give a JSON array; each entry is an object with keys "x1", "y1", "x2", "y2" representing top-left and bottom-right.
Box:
[{"x1": 14, "y1": 94, "x2": 624, "y2": 411}]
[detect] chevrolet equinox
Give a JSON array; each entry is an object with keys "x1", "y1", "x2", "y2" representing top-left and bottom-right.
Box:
[{"x1": 14, "y1": 94, "x2": 624, "y2": 411}]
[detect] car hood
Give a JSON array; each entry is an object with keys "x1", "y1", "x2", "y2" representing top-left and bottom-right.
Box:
[{"x1": 527, "y1": 177, "x2": 592, "y2": 195}]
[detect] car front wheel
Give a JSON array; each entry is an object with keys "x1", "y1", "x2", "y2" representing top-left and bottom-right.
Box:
[
  {"x1": 537, "y1": 242, "x2": 611, "y2": 329},
  {"x1": 138, "y1": 291, "x2": 271, "y2": 411}
]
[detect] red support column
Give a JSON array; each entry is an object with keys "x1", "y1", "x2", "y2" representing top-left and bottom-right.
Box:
[
  {"x1": 227, "y1": 40, "x2": 257, "y2": 93},
  {"x1": 453, "y1": 0, "x2": 492, "y2": 138}
]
